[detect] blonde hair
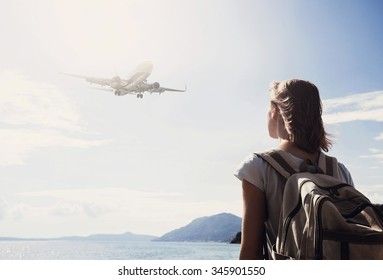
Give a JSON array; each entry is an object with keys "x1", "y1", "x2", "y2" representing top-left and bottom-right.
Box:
[{"x1": 269, "y1": 79, "x2": 332, "y2": 153}]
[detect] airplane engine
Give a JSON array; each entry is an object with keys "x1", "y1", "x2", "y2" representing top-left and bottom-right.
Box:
[
  {"x1": 151, "y1": 82, "x2": 160, "y2": 89},
  {"x1": 110, "y1": 76, "x2": 122, "y2": 89}
]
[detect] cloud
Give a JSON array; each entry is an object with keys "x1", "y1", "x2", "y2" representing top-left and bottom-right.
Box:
[
  {"x1": 0, "y1": 128, "x2": 105, "y2": 166},
  {"x1": 51, "y1": 201, "x2": 111, "y2": 218},
  {"x1": 375, "y1": 133, "x2": 383, "y2": 141},
  {"x1": 358, "y1": 184, "x2": 383, "y2": 204},
  {"x1": 322, "y1": 91, "x2": 383, "y2": 167},
  {"x1": 51, "y1": 202, "x2": 83, "y2": 217},
  {"x1": 9, "y1": 203, "x2": 30, "y2": 220},
  {"x1": 323, "y1": 91, "x2": 383, "y2": 124},
  {"x1": 0, "y1": 195, "x2": 28, "y2": 220},
  {"x1": 20, "y1": 187, "x2": 181, "y2": 213},
  {"x1": 361, "y1": 148, "x2": 383, "y2": 164},
  {"x1": 81, "y1": 202, "x2": 113, "y2": 218},
  {"x1": 0, "y1": 196, "x2": 8, "y2": 220},
  {"x1": 0, "y1": 71, "x2": 84, "y2": 131},
  {"x1": 0, "y1": 70, "x2": 106, "y2": 165},
  {"x1": 17, "y1": 187, "x2": 241, "y2": 236}
]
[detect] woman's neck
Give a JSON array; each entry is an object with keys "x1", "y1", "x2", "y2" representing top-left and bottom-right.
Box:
[{"x1": 279, "y1": 140, "x2": 319, "y2": 163}]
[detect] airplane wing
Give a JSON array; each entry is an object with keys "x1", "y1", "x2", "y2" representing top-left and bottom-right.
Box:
[
  {"x1": 60, "y1": 64, "x2": 186, "y2": 98},
  {"x1": 152, "y1": 85, "x2": 187, "y2": 93},
  {"x1": 60, "y1": 72, "x2": 111, "y2": 86}
]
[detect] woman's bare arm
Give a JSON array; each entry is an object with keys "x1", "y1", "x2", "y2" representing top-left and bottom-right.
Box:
[{"x1": 239, "y1": 179, "x2": 266, "y2": 260}]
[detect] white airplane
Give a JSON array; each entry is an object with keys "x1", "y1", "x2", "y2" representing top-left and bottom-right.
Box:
[{"x1": 60, "y1": 62, "x2": 186, "y2": 98}]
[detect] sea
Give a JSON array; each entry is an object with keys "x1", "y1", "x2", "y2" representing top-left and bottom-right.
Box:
[{"x1": 0, "y1": 240, "x2": 240, "y2": 260}]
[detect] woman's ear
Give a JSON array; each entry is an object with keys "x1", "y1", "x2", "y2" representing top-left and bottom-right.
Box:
[{"x1": 270, "y1": 103, "x2": 279, "y2": 120}]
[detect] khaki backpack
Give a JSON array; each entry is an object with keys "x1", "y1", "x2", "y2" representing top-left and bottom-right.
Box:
[{"x1": 257, "y1": 150, "x2": 383, "y2": 260}]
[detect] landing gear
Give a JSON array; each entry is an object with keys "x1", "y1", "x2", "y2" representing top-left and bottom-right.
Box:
[{"x1": 136, "y1": 94, "x2": 143, "y2": 99}]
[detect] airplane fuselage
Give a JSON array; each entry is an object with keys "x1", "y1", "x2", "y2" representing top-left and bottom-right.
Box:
[
  {"x1": 60, "y1": 61, "x2": 185, "y2": 98},
  {"x1": 111, "y1": 62, "x2": 152, "y2": 91}
]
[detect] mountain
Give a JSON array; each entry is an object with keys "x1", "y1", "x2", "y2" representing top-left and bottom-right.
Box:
[
  {"x1": 155, "y1": 213, "x2": 242, "y2": 243},
  {"x1": 59, "y1": 232, "x2": 157, "y2": 241},
  {"x1": 0, "y1": 232, "x2": 157, "y2": 242}
]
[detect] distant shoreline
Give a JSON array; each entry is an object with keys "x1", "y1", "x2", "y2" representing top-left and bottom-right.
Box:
[{"x1": 0, "y1": 212, "x2": 242, "y2": 243}]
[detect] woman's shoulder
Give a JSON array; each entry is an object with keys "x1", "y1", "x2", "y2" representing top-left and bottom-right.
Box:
[
  {"x1": 235, "y1": 148, "x2": 294, "y2": 175},
  {"x1": 337, "y1": 161, "x2": 354, "y2": 186},
  {"x1": 235, "y1": 153, "x2": 268, "y2": 175},
  {"x1": 234, "y1": 152, "x2": 270, "y2": 191}
]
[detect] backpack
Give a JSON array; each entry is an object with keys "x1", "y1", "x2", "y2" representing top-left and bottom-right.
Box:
[{"x1": 257, "y1": 149, "x2": 383, "y2": 260}]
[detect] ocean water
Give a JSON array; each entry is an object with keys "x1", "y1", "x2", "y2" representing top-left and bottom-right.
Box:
[{"x1": 0, "y1": 240, "x2": 240, "y2": 260}]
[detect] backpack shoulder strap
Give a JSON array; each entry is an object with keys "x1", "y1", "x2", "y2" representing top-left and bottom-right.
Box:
[
  {"x1": 317, "y1": 152, "x2": 340, "y2": 179},
  {"x1": 256, "y1": 149, "x2": 340, "y2": 179},
  {"x1": 255, "y1": 149, "x2": 300, "y2": 180}
]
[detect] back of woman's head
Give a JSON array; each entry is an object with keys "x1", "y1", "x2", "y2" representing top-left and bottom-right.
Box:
[{"x1": 269, "y1": 79, "x2": 332, "y2": 153}]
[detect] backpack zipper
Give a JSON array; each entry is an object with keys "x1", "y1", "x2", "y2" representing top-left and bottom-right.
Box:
[
  {"x1": 280, "y1": 196, "x2": 302, "y2": 254},
  {"x1": 315, "y1": 196, "x2": 329, "y2": 259}
]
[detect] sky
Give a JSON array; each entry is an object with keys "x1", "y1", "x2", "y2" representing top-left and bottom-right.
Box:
[{"x1": 0, "y1": 0, "x2": 382, "y2": 238}]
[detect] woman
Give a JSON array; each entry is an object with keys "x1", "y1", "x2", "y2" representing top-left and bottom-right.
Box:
[{"x1": 234, "y1": 79, "x2": 354, "y2": 259}]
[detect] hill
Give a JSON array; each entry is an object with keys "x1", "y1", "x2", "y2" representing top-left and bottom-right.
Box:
[
  {"x1": 155, "y1": 213, "x2": 241, "y2": 243},
  {"x1": 0, "y1": 232, "x2": 157, "y2": 242},
  {"x1": 60, "y1": 232, "x2": 157, "y2": 241}
]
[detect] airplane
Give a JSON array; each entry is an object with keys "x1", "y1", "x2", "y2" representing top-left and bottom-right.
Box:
[{"x1": 60, "y1": 61, "x2": 186, "y2": 98}]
